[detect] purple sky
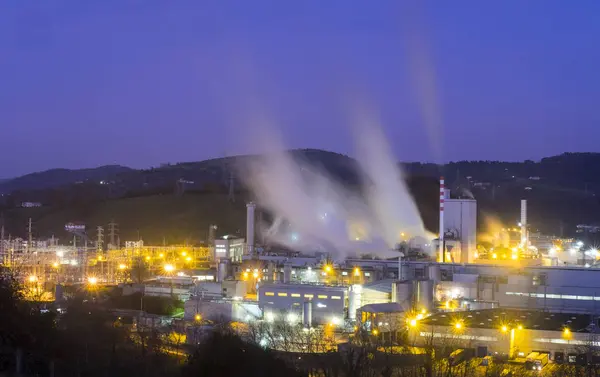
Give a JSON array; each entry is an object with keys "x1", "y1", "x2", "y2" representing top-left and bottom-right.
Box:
[{"x1": 1, "y1": 1, "x2": 599, "y2": 178}]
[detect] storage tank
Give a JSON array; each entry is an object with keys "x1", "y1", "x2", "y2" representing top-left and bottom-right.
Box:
[
  {"x1": 267, "y1": 262, "x2": 275, "y2": 282},
  {"x1": 303, "y1": 301, "x2": 313, "y2": 327},
  {"x1": 217, "y1": 260, "x2": 228, "y2": 283},
  {"x1": 414, "y1": 279, "x2": 435, "y2": 312},
  {"x1": 283, "y1": 263, "x2": 292, "y2": 283},
  {"x1": 399, "y1": 263, "x2": 414, "y2": 280},
  {"x1": 392, "y1": 280, "x2": 413, "y2": 308},
  {"x1": 428, "y1": 264, "x2": 441, "y2": 282},
  {"x1": 348, "y1": 285, "x2": 361, "y2": 320}
]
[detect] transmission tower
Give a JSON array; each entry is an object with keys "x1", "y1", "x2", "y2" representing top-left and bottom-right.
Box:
[
  {"x1": 27, "y1": 218, "x2": 33, "y2": 253},
  {"x1": 0, "y1": 213, "x2": 5, "y2": 255},
  {"x1": 108, "y1": 221, "x2": 119, "y2": 249},
  {"x1": 96, "y1": 226, "x2": 104, "y2": 252}
]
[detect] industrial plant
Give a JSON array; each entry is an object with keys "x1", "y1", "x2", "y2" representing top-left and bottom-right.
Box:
[{"x1": 2, "y1": 173, "x2": 600, "y2": 372}]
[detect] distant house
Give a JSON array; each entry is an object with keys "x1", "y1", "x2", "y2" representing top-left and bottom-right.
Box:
[
  {"x1": 21, "y1": 202, "x2": 42, "y2": 208},
  {"x1": 529, "y1": 176, "x2": 541, "y2": 180}
]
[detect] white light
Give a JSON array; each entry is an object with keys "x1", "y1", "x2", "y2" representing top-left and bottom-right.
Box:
[
  {"x1": 317, "y1": 303, "x2": 327, "y2": 308},
  {"x1": 70, "y1": 259, "x2": 78, "y2": 266},
  {"x1": 265, "y1": 312, "x2": 275, "y2": 323},
  {"x1": 286, "y1": 312, "x2": 298, "y2": 324},
  {"x1": 259, "y1": 338, "x2": 268, "y2": 347},
  {"x1": 518, "y1": 222, "x2": 522, "y2": 227},
  {"x1": 56, "y1": 250, "x2": 64, "y2": 258},
  {"x1": 578, "y1": 241, "x2": 584, "y2": 247},
  {"x1": 330, "y1": 317, "x2": 341, "y2": 326}
]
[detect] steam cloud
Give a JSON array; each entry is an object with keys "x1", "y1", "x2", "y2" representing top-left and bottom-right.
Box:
[{"x1": 238, "y1": 123, "x2": 429, "y2": 261}]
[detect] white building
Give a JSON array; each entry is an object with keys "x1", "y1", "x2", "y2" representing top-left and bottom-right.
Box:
[
  {"x1": 258, "y1": 283, "x2": 348, "y2": 325},
  {"x1": 443, "y1": 198, "x2": 477, "y2": 263},
  {"x1": 214, "y1": 236, "x2": 245, "y2": 262}
]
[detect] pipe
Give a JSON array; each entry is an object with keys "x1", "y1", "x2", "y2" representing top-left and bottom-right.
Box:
[
  {"x1": 439, "y1": 177, "x2": 445, "y2": 262},
  {"x1": 246, "y1": 202, "x2": 256, "y2": 256},
  {"x1": 520, "y1": 199, "x2": 527, "y2": 246}
]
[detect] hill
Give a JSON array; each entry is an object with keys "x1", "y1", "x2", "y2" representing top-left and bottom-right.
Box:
[
  {"x1": 0, "y1": 150, "x2": 599, "y2": 244},
  {"x1": 0, "y1": 165, "x2": 133, "y2": 194}
]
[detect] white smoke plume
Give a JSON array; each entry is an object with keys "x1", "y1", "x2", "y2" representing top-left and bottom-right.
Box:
[
  {"x1": 352, "y1": 118, "x2": 427, "y2": 246},
  {"x1": 238, "y1": 119, "x2": 429, "y2": 260}
]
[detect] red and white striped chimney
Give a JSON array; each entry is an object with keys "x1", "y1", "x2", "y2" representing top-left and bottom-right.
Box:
[{"x1": 439, "y1": 177, "x2": 445, "y2": 262}]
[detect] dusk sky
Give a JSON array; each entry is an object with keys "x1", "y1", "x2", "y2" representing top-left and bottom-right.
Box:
[{"x1": 1, "y1": 1, "x2": 599, "y2": 178}]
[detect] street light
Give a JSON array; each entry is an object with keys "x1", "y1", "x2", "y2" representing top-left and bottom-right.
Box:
[
  {"x1": 87, "y1": 276, "x2": 98, "y2": 285},
  {"x1": 28, "y1": 275, "x2": 38, "y2": 283},
  {"x1": 119, "y1": 264, "x2": 127, "y2": 270},
  {"x1": 164, "y1": 264, "x2": 175, "y2": 273}
]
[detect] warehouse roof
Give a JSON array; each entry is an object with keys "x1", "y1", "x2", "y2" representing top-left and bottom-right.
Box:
[
  {"x1": 359, "y1": 303, "x2": 405, "y2": 314},
  {"x1": 422, "y1": 308, "x2": 593, "y2": 333}
]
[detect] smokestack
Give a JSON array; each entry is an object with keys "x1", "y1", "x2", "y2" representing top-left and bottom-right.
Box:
[
  {"x1": 246, "y1": 202, "x2": 256, "y2": 256},
  {"x1": 520, "y1": 199, "x2": 527, "y2": 246},
  {"x1": 439, "y1": 177, "x2": 445, "y2": 262}
]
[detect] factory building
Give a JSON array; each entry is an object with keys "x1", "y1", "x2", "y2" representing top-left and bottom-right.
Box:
[
  {"x1": 214, "y1": 237, "x2": 245, "y2": 262},
  {"x1": 435, "y1": 181, "x2": 477, "y2": 264},
  {"x1": 258, "y1": 283, "x2": 347, "y2": 325},
  {"x1": 184, "y1": 298, "x2": 261, "y2": 323},
  {"x1": 413, "y1": 308, "x2": 596, "y2": 359}
]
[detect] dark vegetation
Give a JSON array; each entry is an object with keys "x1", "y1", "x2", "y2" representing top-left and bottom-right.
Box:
[
  {"x1": 0, "y1": 266, "x2": 302, "y2": 377},
  {"x1": 106, "y1": 291, "x2": 184, "y2": 316},
  {"x1": 1, "y1": 150, "x2": 599, "y2": 244}
]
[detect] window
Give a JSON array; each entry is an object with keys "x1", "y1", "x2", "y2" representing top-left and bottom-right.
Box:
[
  {"x1": 364, "y1": 272, "x2": 371, "y2": 277},
  {"x1": 318, "y1": 295, "x2": 327, "y2": 299},
  {"x1": 291, "y1": 293, "x2": 301, "y2": 298},
  {"x1": 331, "y1": 296, "x2": 341, "y2": 300},
  {"x1": 304, "y1": 294, "x2": 314, "y2": 298},
  {"x1": 342, "y1": 271, "x2": 348, "y2": 276},
  {"x1": 277, "y1": 292, "x2": 288, "y2": 297},
  {"x1": 265, "y1": 292, "x2": 274, "y2": 296}
]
